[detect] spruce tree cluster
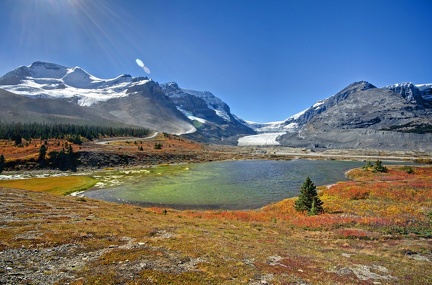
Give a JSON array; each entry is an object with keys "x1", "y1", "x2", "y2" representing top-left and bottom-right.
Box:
[
  {"x1": 363, "y1": 160, "x2": 388, "y2": 173},
  {"x1": 294, "y1": 177, "x2": 324, "y2": 215},
  {"x1": 372, "y1": 160, "x2": 388, "y2": 173},
  {"x1": 0, "y1": 122, "x2": 150, "y2": 142},
  {"x1": 47, "y1": 143, "x2": 77, "y2": 171}
]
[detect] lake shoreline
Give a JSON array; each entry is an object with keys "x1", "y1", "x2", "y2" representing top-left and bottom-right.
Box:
[{"x1": 82, "y1": 159, "x2": 418, "y2": 211}]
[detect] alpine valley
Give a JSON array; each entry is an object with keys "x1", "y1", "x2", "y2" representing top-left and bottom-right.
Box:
[{"x1": 1, "y1": 61, "x2": 431, "y2": 150}]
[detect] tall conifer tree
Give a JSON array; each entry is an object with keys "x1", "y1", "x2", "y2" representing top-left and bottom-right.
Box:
[
  {"x1": 0, "y1": 155, "x2": 5, "y2": 173},
  {"x1": 294, "y1": 177, "x2": 323, "y2": 215}
]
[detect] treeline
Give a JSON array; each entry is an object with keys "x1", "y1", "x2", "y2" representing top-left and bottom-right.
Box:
[{"x1": 0, "y1": 122, "x2": 151, "y2": 144}]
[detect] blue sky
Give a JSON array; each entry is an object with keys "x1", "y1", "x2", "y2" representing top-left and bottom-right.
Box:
[{"x1": 0, "y1": 0, "x2": 431, "y2": 122}]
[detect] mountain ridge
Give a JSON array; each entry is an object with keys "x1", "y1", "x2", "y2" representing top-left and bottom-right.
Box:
[
  {"x1": 0, "y1": 61, "x2": 255, "y2": 140},
  {"x1": 242, "y1": 81, "x2": 432, "y2": 150},
  {"x1": 1, "y1": 61, "x2": 431, "y2": 149}
]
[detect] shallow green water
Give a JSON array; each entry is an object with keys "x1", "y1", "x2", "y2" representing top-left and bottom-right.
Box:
[{"x1": 85, "y1": 159, "x2": 366, "y2": 210}]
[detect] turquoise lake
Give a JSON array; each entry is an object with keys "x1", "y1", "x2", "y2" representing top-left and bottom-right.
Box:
[{"x1": 84, "y1": 159, "x2": 370, "y2": 210}]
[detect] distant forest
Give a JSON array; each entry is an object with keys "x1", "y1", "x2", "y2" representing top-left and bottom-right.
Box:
[{"x1": 0, "y1": 122, "x2": 151, "y2": 144}]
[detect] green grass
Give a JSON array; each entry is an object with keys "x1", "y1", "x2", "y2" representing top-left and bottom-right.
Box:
[{"x1": 0, "y1": 176, "x2": 97, "y2": 195}]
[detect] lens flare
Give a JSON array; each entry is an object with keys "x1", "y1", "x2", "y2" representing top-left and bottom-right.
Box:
[
  {"x1": 136, "y1": 58, "x2": 151, "y2": 74},
  {"x1": 135, "y1": 58, "x2": 144, "y2": 68}
]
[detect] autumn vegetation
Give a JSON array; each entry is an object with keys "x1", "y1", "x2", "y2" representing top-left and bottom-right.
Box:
[
  {"x1": 1, "y1": 161, "x2": 431, "y2": 284},
  {"x1": 0, "y1": 123, "x2": 431, "y2": 284}
]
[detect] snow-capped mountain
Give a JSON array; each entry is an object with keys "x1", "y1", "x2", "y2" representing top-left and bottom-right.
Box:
[
  {"x1": 243, "y1": 81, "x2": 432, "y2": 150},
  {"x1": 0, "y1": 62, "x2": 195, "y2": 134},
  {"x1": 160, "y1": 82, "x2": 254, "y2": 142},
  {"x1": 385, "y1": 82, "x2": 432, "y2": 105},
  {"x1": 417, "y1": 84, "x2": 432, "y2": 101},
  {"x1": 0, "y1": 61, "x2": 142, "y2": 106},
  {"x1": 1, "y1": 61, "x2": 430, "y2": 149},
  {"x1": 0, "y1": 61, "x2": 254, "y2": 139},
  {"x1": 161, "y1": 82, "x2": 231, "y2": 123}
]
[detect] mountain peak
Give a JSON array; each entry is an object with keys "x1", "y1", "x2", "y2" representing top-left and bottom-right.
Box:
[
  {"x1": 385, "y1": 82, "x2": 428, "y2": 104},
  {"x1": 166, "y1": 82, "x2": 180, "y2": 88},
  {"x1": 0, "y1": 61, "x2": 145, "y2": 104},
  {"x1": 62, "y1": 66, "x2": 93, "y2": 88},
  {"x1": 28, "y1": 61, "x2": 69, "y2": 79},
  {"x1": 29, "y1": 61, "x2": 66, "y2": 69},
  {"x1": 344, "y1": 81, "x2": 376, "y2": 91}
]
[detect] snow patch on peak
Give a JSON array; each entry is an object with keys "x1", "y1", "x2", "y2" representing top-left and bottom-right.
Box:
[
  {"x1": 62, "y1": 67, "x2": 93, "y2": 88},
  {"x1": 415, "y1": 83, "x2": 432, "y2": 101},
  {"x1": 181, "y1": 88, "x2": 231, "y2": 122},
  {"x1": 0, "y1": 61, "x2": 153, "y2": 106},
  {"x1": 28, "y1": 61, "x2": 68, "y2": 79},
  {"x1": 385, "y1": 82, "x2": 427, "y2": 103},
  {"x1": 416, "y1": 83, "x2": 432, "y2": 90},
  {"x1": 288, "y1": 109, "x2": 306, "y2": 120},
  {"x1": 312, "y1": 100, "x2": 325, "y2": 109},
  {"x1": 166, "y1": 82, "x2": 179, "y2": 88},
  {"x1": 161, "y1": 82, "x2": 235, "y2": 123}
]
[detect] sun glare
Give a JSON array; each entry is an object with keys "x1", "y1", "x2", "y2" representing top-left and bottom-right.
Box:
[{"x1": 8, "y1": 0, "x2": 142, "y2": 72}]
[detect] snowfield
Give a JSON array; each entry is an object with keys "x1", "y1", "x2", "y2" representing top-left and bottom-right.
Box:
[
  {"x1": 0, "y1": 62, "x2": 151, "y2": 106},
  {"x1": 237, "y1": 132, "x2": 286, "y2": 146}
]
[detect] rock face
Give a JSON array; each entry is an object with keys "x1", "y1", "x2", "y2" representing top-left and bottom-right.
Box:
[
  {"x1": 385, "y1": 82, "x2": 431, "y2": 107},
  {"x1": 278, "y1": 81, "x2": 432, "y2": 151},
  {"x1": 417, "y1": 84, "x2": 432, "y2": 101},
  {"x1": 290, "y1": 81, "x2": 378, "y2": 128},
  {"x1": 94, "y1": 81, "x2": 196, "y2": 134},
  {"x1": 160, "y1": 82, "x2": 255, "y2": 142}
]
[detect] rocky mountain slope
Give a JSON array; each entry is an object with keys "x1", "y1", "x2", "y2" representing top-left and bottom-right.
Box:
[
  {"x1": 0, "y1": 89, "x2": 124, "y2": 126},
  {"x1": 385, "y1": 82, "x2": 432, "y2": 105},
  {"x1": 0, "y1": 61, "x2": 254, "y2": 138},
  {"x1": 160, "y1": 82, "x2": 254, "y2": 142},
  {"x1": 276, "y1": 81, "x2": 432, "y2": 151},
  {"x1": 1, "y1": 61, "x2": 430, "y2": 149}
]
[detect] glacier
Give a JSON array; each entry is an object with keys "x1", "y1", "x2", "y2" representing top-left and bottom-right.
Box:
[
  {"x1": 0, "y1": 61, "x2": 150, "y2": 106},
  {"x1": 238, "y1": 132, "x2": 286, "y2": 146}
]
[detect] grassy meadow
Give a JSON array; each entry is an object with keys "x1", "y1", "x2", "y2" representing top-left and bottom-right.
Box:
[
  {"x1": 0, "y1": 176, "x2": 97, "y2": 195},
  {"x1": 0, "y1": 165, "x2": 431, "y2": 284}
]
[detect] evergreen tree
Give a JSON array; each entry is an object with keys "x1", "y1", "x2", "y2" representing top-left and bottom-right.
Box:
[
  {"x1": 38, "y1": 145, "x2": 47, "y2": 163},
  {"x1": 373, "y1": 160, "x2": 388, "y2": 173},
  {"x1": 294, "y1": 177, "x2": 324, "y2": 215},
  {"x1": 13, "y1": 134, "x2": 22, "y2": 146},
  {"x1": 154, "y1": 143, "x2": 163, "y2": 149},
  {"x1": 47, "y1": 144, "x2": 77, "y2": 171},
  {"x1": 0, "y1": 122, "x2": 150, "y2": 141},
  {"x1": 362, "y1": 161, "x2": 373, "y2": 170},
  {"x1": 0, "y1": 155, "x2": 5, "y2": 174}
]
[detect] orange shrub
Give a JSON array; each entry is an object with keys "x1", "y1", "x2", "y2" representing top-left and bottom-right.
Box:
[
  {"x1": 177, "y1": 166, "x2": 432, "y2": 234},
  {"x1": 325, "y1": 183, "x2": 370, "y2": 200},
  {"x1": 336, "y1": 228, "x2": 376, "y2": 239}
]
